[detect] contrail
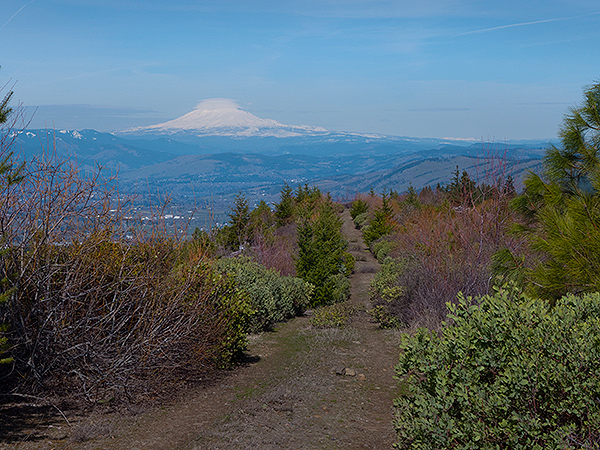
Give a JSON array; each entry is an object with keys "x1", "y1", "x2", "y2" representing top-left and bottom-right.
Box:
[
  {"x1": 454, "y1": 11, "x2": 600, "y2": 37},
  {"x1": 0, "y1": 0, "x2": 35, "y2": 31}
]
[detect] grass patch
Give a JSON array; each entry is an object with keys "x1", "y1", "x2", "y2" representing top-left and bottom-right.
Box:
[
  {"x1": 368, "y1": 305, "x2": 401, "y2": 329},
  {"x1": 309, "y1": 302, "x2": 361, "y2": 329}
]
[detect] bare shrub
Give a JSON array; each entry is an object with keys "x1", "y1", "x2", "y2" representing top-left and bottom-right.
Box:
[
  {"x1": 0, "y1": 140, "x2": 250, "y2": 402},
  {"x1": 251, "y1": 223, "x2": 297, "y2": 276},
  {"x1": 385, "y1": 178, "x2": 522, "y2": 329}
]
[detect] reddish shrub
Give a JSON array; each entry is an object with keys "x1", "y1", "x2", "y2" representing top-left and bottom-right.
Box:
[{"x1": 384, "y1": 189, "x2": 522, "y2": 328}]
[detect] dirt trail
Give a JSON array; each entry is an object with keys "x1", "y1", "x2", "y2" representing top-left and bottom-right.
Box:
[{"x1": 4, "y1": 208, "x2": 400, "y2": 450}]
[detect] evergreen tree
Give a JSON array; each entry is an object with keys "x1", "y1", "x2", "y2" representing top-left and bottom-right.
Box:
[
  {"x1": 445, "y1": 166, "x2": 478, "y2": 205},
  {"x1": 294, "y1": 184, "x2": 322, "y2": 218},
  {"x1": 460, "y1": 170, "x2": 476, "y2": 200},
  {"x1": 294, "y1": 184, "x2": 323, "y2": 218},
  {"x1": 404, "y1": 184, "x2": 420, "y2": 208},
  {"x1": 363, "y1": 192, "x2": 395, "y2": 246},
  {"x1": 494, "y1": 81, "x2": 600, "y2": 300},
  {"x1": 249, "y1": 200, "x2": 274, "y2": 239},
  {"x1": 221, "y1": 191, "x2": 250, "y2": 250},
  {"x1": 349, "y1": 198, "x2": 368, "y2": 219},
  {"x1": 295, "y1": 218, "x2": 315, "y2": 281},
  {"x1": 418, "y1": 185, "x2": 436, "y2": 204},
  {"x1": 0, "y1": 90, "x2": 12, "y2": 124},
  {"x1": 502, "y1": 174, "x2": 516, "y2": 197},
  {"x1": 296, "y1": 200, "x2": 348, "y2": 306},
  {"x1": 275, "y1": 183, "x2": 294, "y2": 226}
]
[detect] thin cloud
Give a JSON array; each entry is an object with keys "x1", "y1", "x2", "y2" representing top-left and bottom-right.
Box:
[
  {"x1": 294, "y1": 110, "x2": 340, "y2": 114},
  {"x1": 454, "y1": 11, "x2": 600, "y2": 37},
  {"x1": 408, "y1": 107, "x2": 472, "y2": 112},
  {"x1": 54, "y1": 63, "x2": 160, "y2": 82},
  {"x1": 517, "y1": 102, "x2": 570, "y2": 106},
  {"x1": 0, "y1": 0, "x2": 35, "y2": 31},
  {"x1": 27, "y1": 104, "x2": 160, "y2": 117}
]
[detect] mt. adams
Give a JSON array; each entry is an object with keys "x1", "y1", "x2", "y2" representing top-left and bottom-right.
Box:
[
  {"x1": 123, "y1": 98, "x2": 328, "y2": 138},
  {"x1": 116, "y1": 98, "x2": 549, "y2": 159},
  {"x1": 117, "y1": 98, "x2": 452, "y2": 156}
]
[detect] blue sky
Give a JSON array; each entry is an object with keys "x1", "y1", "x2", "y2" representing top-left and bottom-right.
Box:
[{"x1": 2, "y1": 0, "x2": 599, "y2": 139}]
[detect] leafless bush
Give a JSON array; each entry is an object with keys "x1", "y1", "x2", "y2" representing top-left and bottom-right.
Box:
[
  {"x1": 387, "y1": 175, "x2": 522, "y2": 329},
  {"x1": 0, "y1": 137, "x2": 246, "y2": 402},
  {"x1": 251, "y1": 223, "x2": 297, "y2": 276}
]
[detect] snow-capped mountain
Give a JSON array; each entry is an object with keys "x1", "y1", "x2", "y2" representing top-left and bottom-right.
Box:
[{"x1": 122, "y1": 98, "x2": 329, "y2": 138}]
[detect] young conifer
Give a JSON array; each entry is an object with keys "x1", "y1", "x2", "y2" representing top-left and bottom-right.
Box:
[{"x1": 494, "y1": 81, "x2": 600, "y2": 300}]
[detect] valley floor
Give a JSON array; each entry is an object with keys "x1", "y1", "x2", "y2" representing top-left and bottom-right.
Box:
[{"x1": 1, "y1": 208, "x2": 401, "y2": 450}]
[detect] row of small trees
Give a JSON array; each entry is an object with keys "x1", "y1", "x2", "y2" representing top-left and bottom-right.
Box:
[{"x1": 216, "y1": 184, "x2": 353, "y2": 308}]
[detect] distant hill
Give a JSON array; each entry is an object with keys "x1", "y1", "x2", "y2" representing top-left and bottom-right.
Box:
[
  {"x1": 116, "y1": 98, "x2": 552, "y2": 158},
  {"x1": 10, "y1": 129, "x2": 176, "y2": 172},
  {"x1": 317, "y1": 154, "x2": 543, "y2": 199},
  {"x1": 116, "y1": 148, "x2": 544, "y2": 208}
]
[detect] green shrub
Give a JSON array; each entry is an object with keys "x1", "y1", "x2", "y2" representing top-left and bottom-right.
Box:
[
  {"x1": 394, "y1": 286, "x2": 600, "y2": 449},
  {"x1": 280, "y1": 275, "x2": 314, "y2": 316},
  {"x1": 353, "y1": 211, "x2": 369, "y2": 230},
  {"x1": 215, "y1": 256, "x2": 312, "y2": 333},
  {"x1": 310, "y1": 302, "x2": 360, "y2": 328},
  {"x1": 372, "y1": 238, "x2": 393, "y2": 263},
  {"x1": 328, "y1": 273, "x2": 351, "y2": 305},
  {"x1": 190, "y1": 266, "x2": 253, "y2": 368},
  {"x1": 370, "y1": 257, "x2": 406, "y2": 303},
  {"x1": 342, "y1": 251, "x2": 356, "y2": 276},
  {"x1": 350, "y1": 198, "x2": 369, "y2": 219},
  {"x1": 368, "y1": 305, "x2": 401, "y2": 329},
  {"x1": 310, "y1": 272, "x2": 351, "y2": 308}
]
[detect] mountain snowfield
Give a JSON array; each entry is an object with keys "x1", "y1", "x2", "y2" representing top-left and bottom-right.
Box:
[{"x1": 123, "y1": 98, "x2": 329, "y2": 138}]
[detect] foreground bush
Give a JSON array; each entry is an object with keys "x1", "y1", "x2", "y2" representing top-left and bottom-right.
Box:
[
  {"x1": 2, "y1": 234, "x2": 252, "y2": 400},
  {"x1": 394, "y1": 286, "x2": 600, "y2": 449},
  {"x1": 0, "y1": 144, "x2": 253, "y2": 401},
  {"x1": 215, "y1": 255, "x2": 312, "y2": 333}
]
